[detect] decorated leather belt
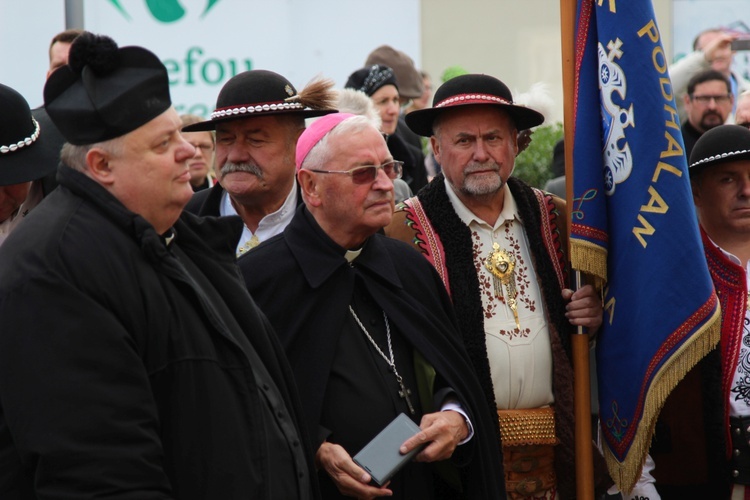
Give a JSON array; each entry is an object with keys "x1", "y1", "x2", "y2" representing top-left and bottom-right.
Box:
[
  {"x1": 730, "y1": 415, "x2": 750, "y2": 484},
  {"x1": 497, "y1": 406, "x2": 558, "y2": 499}
]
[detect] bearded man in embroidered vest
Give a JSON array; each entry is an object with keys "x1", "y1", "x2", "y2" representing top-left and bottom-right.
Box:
[
  {"x1": 238, "y1": 113, "x2": 505, "y2": 499},
  {"x1": 648, "y1": 124, "x2": 750, "y2": 498},
  {"x1": 384, "y1": 74, "x2": 610, "y2": 499}
]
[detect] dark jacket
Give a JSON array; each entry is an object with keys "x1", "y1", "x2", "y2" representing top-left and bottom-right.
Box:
[
  {"x1": 238, "y1": 206, "x2": 506, "y2": 499},
  {"x1": 680, "y1": 120, "x2": 703, "y2": 159},
  {"x1": 390, "y1": 117, "x2": 427, "y2": 191},
  {"x1": 184, "y1": 179, "x2": 225, "y2": 216},
  {"x1": 0, "y1": 166, "x2": 317, "y2": 499}
]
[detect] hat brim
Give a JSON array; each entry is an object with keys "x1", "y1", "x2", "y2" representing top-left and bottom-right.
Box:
[
  {"x1": 689, "y1": 149, "x2": 750, "y2": 177},
  {"x1": 0, "y1": 117, "x2": 58, "y2": 186},
  {"x1": 405, "y1": 103, "x2": 545, "y2": 137},
  {"x1": 688, "y1": 124, "x2": 750, "y2": 177},
  {"x1": 183, "y1": 108, "x2": 337, "y2": 132}
]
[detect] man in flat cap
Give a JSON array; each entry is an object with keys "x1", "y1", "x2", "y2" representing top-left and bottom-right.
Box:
[
  {"x1": 0, "y1": 33, "x2": 317, "y2": 500},
  {"x1": 183, "y1": 69, "x2": 336, "y2": 257},
  {"x1": 385, "y1": 73, "x2": 611, "y2": 498},
  {"x1": 647, "y1": 124, "x2": 750, "y2": 498},
  {"x1": 239, "y1": 113, "x2": 504, "y2": 499},
  {"x1": 0, "y1": 83, "x2": 57, "y2": 246}
]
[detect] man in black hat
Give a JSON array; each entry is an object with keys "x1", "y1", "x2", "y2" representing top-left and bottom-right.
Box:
[
  {"x1": 647, "y1": 124, "x2": 750, "y2": 498},
  {"x1": 0, "y1": 83, "x2": 58, "y2": 246},
  {"x1": 0, "y1": 33, "x2": 317, "y2": 500},
  {"x1": 385, "y1": 73, "x2": 611, "y2": 498},
  {"x1": 183, "y1": 69, "x2": 336, "y2": 257}
]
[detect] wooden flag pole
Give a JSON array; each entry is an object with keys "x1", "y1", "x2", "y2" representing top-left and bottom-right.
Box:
[{"x1": 560, "y1": 0, "x2": 595, "y2": 498}]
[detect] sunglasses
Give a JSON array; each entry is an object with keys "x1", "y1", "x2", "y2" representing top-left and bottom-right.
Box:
[{"x1": 307, "y1": 160, "x2": 403, "y2": 185}]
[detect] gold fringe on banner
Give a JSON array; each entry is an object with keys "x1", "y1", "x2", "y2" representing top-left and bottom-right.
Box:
[
  {"x1": 571, "y1": 239, "x2": 607, "y2": 284},
  {"x1": 601, "y1": 305, "x2": 722, "y2": 493}
]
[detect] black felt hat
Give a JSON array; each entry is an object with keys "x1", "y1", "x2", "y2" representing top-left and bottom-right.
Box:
[
  {"x1": 0, "y1": 83, "x2": 58, "y2": 185},
  {"x1": 182, "y1": 70, "x2": 337, "y2": 132},
  {"x1": 689, "y1": 124, "x2": 750, "y2": 176},
  {"x1": 405, "y1": 73, "x2": 545, "y2": 137},
  {"x1": 43, "y1": 32, "x2": 172, "y2": 145}
]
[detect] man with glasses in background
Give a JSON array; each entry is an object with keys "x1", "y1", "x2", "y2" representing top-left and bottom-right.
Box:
[
  {"x1": 237, "y1": 113, "x2": 505, "y2": 499},
  {"x1": 682, "y1": 69, "x2": 734, "y2": 157}
]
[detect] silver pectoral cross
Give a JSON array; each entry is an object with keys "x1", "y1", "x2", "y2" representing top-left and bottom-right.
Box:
[{"x1": 397, "y1": 377, "x2": 416, "y2": 415}]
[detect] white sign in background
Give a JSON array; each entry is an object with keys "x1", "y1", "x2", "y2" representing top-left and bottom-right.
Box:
[{"x1": 1, "y1": 0, "x2": 420, "y2": 117}]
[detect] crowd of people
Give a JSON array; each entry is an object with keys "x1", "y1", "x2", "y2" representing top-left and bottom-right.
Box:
[{"x1": 1, "y1": 24, "x2": 750, "y2": 500}]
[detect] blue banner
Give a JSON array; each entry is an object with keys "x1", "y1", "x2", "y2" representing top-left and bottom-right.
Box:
[{"x1": 571, "y1": 0, "x2": 720, "y2": 491}]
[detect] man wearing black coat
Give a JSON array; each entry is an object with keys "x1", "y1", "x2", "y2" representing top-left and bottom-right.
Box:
[
  {"x1": 0, "y1": 33, "x2": 317, "y2": 500},
  {"x1": 239, "y1": 113, "x2": 505, "y2": 499}
]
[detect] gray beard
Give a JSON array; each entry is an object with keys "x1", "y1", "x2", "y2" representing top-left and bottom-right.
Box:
[{"x1": 460, "y1": 161, "x2": 504, "y2": 196}]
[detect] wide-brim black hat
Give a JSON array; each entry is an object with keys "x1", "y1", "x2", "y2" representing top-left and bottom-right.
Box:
[
  {"x1": 183, "y1": 70, "x2": 336, "y2": 132},
  {"x1": 405, "y1": 73, "x2": 545, "y2": 137},
  {"x1": 44, "y1": 32, "x2": 172, "y2": 145},
  {"x1": 689, "y1": 124, "x2": 750, "y2": 176},
  {"x1": 0, "y1": 83, "x2": 58, "y2": 186}
]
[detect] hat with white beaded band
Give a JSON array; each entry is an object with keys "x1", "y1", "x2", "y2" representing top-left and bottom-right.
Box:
[
  {"x1": 689, "y1": 124, "x2": 750, "y2": 177},
  {"x1": 183, "y1": 70, "x2": 337, "y2": 132},
  {"x1": 0, "y1": 83, "x2": 57, "y2": 185},
  {"x1": 405, "y1": 73, "x2": 545, "y2": 137}
]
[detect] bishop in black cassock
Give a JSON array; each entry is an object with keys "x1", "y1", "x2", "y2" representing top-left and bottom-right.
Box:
[{"x1": 238, "y1": 113, "x2": 504, "y2": 499}]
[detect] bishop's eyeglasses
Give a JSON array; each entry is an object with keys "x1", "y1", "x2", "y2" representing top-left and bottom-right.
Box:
[{"x1": 307, "y1": 160, "x2": 403, "y2": 185}]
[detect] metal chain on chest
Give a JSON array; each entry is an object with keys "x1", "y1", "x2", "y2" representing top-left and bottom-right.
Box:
[{"x1": 348, "y1": 306, "x2": 415, "y2": 414}]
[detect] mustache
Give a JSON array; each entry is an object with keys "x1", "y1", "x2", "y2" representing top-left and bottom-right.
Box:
[
  {"x1": 464, "y1": 161, "x2": 501, "y2": 174},
  {"x1": 221, "y1": 161, "x2": 263, "y2": 178},
  {"x1": 701, "y1": 110, "x2": 724, "y2": 120}
]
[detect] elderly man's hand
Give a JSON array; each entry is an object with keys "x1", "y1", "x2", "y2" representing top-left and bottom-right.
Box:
[
  {"x1": 562, "y1": 284, "x2": 602, "y2": 335},
  {"x1": 315, "y1": 441, "x2": 393, "y2": 499},
  {"x1": 399, "y1": 410, "x2": 468, "y2": 463}
]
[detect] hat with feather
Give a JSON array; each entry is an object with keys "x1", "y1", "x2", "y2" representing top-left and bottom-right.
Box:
[{"x1": 183, "y1": 70, "x2": 337, "y2": 132}]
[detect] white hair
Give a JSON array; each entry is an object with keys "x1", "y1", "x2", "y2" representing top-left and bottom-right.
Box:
[
  {"x1": 60, "y1": 136, "x2": 126, "y2": 172},
  {"x1": 333, "y1": 88, "x2": 383, "y2": 130}
]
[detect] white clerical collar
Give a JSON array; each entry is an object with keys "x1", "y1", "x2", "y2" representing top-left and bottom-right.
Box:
[
  {"x1": 345, "y1": 248, "x2": 363, "y2": 262},
  {"x1": 443, "y1": 178, "x2": 521, "y2": 230}
]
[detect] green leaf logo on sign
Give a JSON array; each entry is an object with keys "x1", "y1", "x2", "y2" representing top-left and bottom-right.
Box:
[{"x1": 106, "y1": 0, "x2": 221, "y2": 23}]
